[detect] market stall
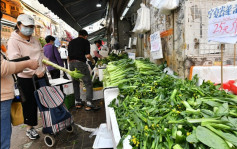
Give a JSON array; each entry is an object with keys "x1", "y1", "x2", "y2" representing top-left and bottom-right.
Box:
[{"x1": 100, "y1": 54, "x2": 237, "y2": 149}]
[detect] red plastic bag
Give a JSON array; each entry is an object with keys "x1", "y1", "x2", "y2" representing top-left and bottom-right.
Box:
[
  {"x1": 222, "y1": 83, "x2": 231, "y2": 90},
  {"x1": 229, "y1": 80, "x2": 237, "y2": 95}
]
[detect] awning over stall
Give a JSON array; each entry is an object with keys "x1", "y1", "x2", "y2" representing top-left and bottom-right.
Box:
[
  {"x1": 88, "y1": 27, "x2": 106, "y2": 42},
  {"x1": 38, "y1": 0, "x2": 108, "y2": 31}
]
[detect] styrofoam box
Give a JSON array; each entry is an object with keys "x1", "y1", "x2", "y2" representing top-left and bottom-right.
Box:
[
  {"x1": 93, "y1": 123, "x2": 114, "y2": 149},
  {"x1": 98, "y1": 67, "x2": 106, "y2": 81},
  {"x1": 104, "y1": 87, "x2": 133, "y2": 149},
  {"x1": 81, "y1": 88, "x2": 104, "y2": 101},
  {"x1": 63, "y1": 83, "x2": 74, "y2": 95}
]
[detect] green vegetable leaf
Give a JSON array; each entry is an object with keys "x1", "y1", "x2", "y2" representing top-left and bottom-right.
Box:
[
  {"x1": 173, "y1": 144, "x2": 183, "y2": 149},
  {"x1": 196, "y1": 126, "x2": 229, "y2": 149},
  {"x1": 227, "y1": 117, "x2": 237, "y2": 128},
  {"x1": 201, "y1": 109, "x2": 214, "y2": 118},
  {"x1": 216, "y1": 103, "x2": 229, "y2": 117},
  {"x1": 206, "y1": 125, "x2": 237, "y2": 147},
  {"x1": 116, "y1": 135, "x2": 127, "y2": 149},
  {"x1": 186, "y1": 130, "x2": 199, "y2": 143},
  {"x1": 172, "y1": 126, "x2": 177, "y2": 139},
  {"x1": 204, "y1": 101, "x2": 222, "y2": 107}
]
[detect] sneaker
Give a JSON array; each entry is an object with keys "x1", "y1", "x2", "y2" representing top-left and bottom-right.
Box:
[
  {"x1": 85, "y1": 101, "x2": 101, "y2": 111},
  {"x1": 26, "y1": 128, "x2": 40, "y2": 140},
  {"x1": 75, "y1": 99, "x2": 84, "y2": 109}
]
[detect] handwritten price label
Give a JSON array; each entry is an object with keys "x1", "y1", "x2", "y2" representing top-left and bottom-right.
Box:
[
  {"x1": 208, "y1": 2, "x2": 237, "y2": 43},
  {"x1": 150, "y1": 31, "x2": 162, "y2": 52},
  {"x1": 150, "y1": 31, "x2": 163, "y2": 59}
]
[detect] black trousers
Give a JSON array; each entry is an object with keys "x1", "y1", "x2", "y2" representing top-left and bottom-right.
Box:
[
  {"x1": 88, "y1": 61, "x2": 95, "y2": 70},
  {"x1": 62, "y1": 59, "x2": 68, "y2": 69},
  {"x1": 49, "y1": 69, "x2": 60, "y2": 79},
  {"x1": 17, "y1": 77, "x2": 38, "y2": 126},
  {"x1": 93, "y1": 57, "x2": 98, "y2": 63},
  {"x1": 88, "y1": 57, "x2": 98, "y2": 70}
]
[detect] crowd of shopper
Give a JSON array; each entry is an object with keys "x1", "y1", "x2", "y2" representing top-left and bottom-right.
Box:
[{"x1": 1, "y1": 12, "x2": 103, "y2": 149}]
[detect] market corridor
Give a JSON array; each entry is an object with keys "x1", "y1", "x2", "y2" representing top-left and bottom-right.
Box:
[{"x1": 10, "y1": 100, "x2": 106, "y2": 149}]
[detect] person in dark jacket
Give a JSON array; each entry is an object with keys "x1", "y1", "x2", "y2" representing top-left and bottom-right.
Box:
[
  {"x1": 68, "y1": 30, "x2": 100, "y2": 111},
  {"x1": 44, "y1": 35, "x2": 64, "y2": 79}
]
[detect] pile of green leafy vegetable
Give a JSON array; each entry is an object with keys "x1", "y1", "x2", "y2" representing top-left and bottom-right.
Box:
[
  {"x1": 97, "y1": 53, "x2": 128, "y2": 66},
  {"x1": 103, "y1": 58, "x2": 137, "y2": 87},
  {"x1": 104, "y1": 58, "x2": 237, "y2": 149},
  {"x1": 93, "y1": 78, "x2": 103, "y2": 88}
]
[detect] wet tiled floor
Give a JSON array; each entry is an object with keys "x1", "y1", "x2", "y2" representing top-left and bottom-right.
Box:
[{"x1": 11, "y1": 100, "x2": 106, "y2": 149}]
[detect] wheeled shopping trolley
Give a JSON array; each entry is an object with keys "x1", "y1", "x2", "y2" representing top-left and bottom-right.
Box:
[{"x1": 33, "y1": 75, "x2": 74, "y2": 147}]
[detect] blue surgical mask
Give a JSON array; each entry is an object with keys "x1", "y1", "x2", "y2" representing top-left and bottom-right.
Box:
[{"x1": 20, "y1": 26, "x2": 34, "y2": 36}]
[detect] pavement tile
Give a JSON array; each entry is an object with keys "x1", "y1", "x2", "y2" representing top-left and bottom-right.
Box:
[{"x1": 11, "y1": 99, "x2": 106, "y2": 149}]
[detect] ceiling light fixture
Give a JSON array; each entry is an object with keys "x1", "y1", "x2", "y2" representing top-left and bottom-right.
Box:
[
  {"x1": 120, "y1": 0, "x2": 135, "y2": 20},
  {"x1": 96, "y1": 0, "x2": 102, "y2": 7}
]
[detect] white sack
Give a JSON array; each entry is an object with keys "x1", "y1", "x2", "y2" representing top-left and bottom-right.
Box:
[{"x1": 158, "y1": 0, "x2": 179, "y2": 15}]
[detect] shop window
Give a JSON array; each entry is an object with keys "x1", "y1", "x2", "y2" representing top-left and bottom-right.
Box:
[
  {"x1": 11, "y1": 6, "x2": 15, "y2": 10},
  {"x1": 1, "y1": 2, "x2": 6, "y2": 13},
  {"x1": 10, "y1": 5, "x2": 19, "y2": 18}
]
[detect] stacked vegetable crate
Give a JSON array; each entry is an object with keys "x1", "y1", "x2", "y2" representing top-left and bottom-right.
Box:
[{"x1": 103, "y1": 58, "x2": 237, "y2": 149}]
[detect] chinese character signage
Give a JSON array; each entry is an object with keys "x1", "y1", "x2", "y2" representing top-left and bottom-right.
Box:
[
  {"x1": 208, "y1": 1, "x2": 237, "y2": 43},
  {"x1": 150, "y1": 31, "x2": 163, "y2": 59}
]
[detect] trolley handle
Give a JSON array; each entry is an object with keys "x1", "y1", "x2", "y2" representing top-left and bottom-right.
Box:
[
  {"x1": 32, "y1": 74, "x2": 38, "y2": 91},
  {"x1": 32, "y1": 74, "x2": 50, "y2": 91}
]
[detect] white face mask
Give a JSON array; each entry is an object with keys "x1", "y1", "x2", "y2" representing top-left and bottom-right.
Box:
[{"x1": 20, "y1": 26, "x2": 34, "y2": 36}]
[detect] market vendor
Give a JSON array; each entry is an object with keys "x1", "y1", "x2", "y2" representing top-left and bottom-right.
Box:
[
  {"x1": 88, "y1": 40, "x2": 103, "y2": 70},
  {"x1": 68, "y1": 29, "x2": 100, "y2": 111}
]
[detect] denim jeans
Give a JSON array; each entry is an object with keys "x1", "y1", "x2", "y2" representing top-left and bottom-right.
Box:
[
  {"x1": 69, "y1": 61, "x2": 93, "y2": 101},
  {"x1": 1, "y1": 99, "x2": 13, "y2": 149}
]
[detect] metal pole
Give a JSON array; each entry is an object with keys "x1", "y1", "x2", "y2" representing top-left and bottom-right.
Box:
[
  {"x1": 234, "y1": 44, "x2": 236, "y2": 66},
  {"x1": 221, "y1": 44, "x2": 224, "y2": 89}
]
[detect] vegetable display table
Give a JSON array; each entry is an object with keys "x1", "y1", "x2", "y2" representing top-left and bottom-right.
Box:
[{"x1": 103, "y1": 87, "x2": 132, "y2": 149}]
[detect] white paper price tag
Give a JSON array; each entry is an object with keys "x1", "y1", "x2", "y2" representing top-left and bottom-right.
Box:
[{"x1": 128, "y1": 52, "x2": 136, "y2": 60}]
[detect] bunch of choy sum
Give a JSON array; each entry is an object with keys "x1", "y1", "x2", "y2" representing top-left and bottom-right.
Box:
[
  {"x1": 105, "y1": 58, "x2": 237, "y2": 149},
  {"x1": 42, "y1": 59, "x2": 83, "y2": 80}
]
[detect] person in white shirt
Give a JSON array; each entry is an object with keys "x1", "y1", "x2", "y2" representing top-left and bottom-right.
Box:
[
  {"x1": 88, "y1": 40, "x2": 103, "y2": 69},
  {"x1": 59, "y1": 45, "x2": 68, "y2": 68},
  {"x1": 58, "y1": 45, "x2": 69, "y2": 79}
]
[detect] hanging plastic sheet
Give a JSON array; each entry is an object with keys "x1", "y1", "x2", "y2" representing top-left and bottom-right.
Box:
[
  {"x1": 158, "y1": 0, "x2": 180, "y2": 15},
  {"x1": 132, "y1": 3, "x2": 150, "y2": 33}
]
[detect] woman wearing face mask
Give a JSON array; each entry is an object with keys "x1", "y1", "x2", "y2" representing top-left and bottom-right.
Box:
[{"x1": 7, "y1": 14, "x2": 47, "y2": 140}]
